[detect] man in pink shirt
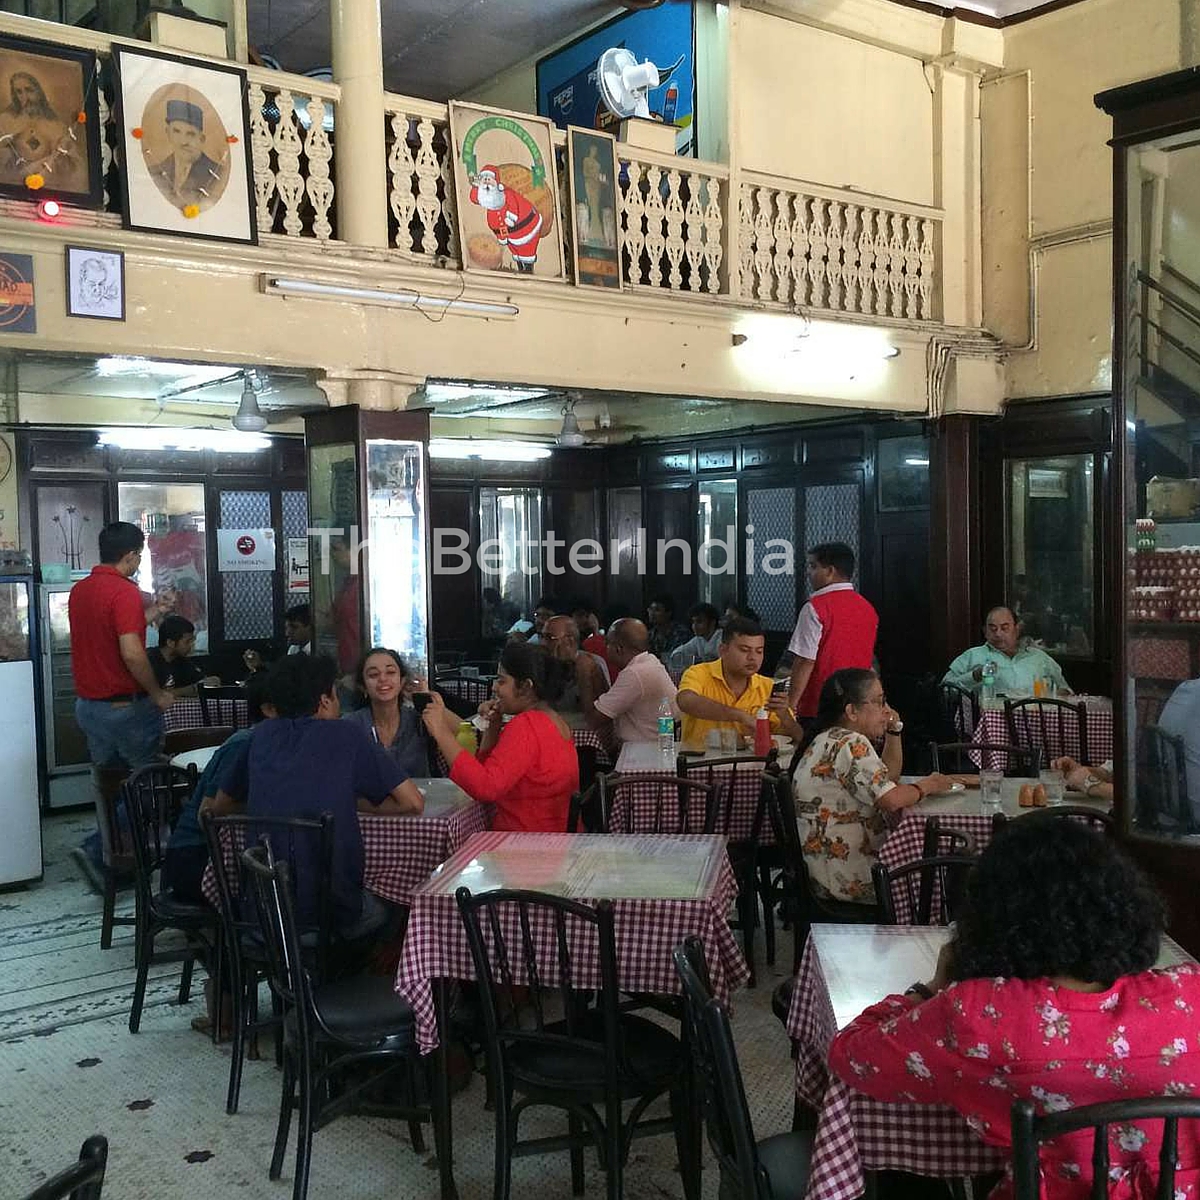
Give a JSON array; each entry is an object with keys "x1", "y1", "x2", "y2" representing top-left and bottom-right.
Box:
[{"x1": 585, "y1": 618, "x2": 677, "y2": 744}]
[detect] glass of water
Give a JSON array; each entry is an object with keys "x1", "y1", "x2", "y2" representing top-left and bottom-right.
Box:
[
  {"x1": 979, "y1": 770, "x2": 1003, "y2": 812},
  {"x1": 1039, "y1": 769, "x2": 1066, "y2": 806}
]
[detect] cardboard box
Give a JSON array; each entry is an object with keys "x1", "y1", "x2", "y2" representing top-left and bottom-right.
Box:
[{"x1": 1147, "y1": 477, "x2": 1200, "y2": 520}]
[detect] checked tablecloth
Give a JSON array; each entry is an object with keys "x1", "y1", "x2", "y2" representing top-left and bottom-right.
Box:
[
  {"x1": 164, "y1": 697, "x2": 250, "y2": 732},
  {"x1": 395, "y1": 830, "x2": 749, "y2": 1054},
  {"x1": 786, "y1": 933, "x2": 1004, "y2": 1200},
  {"x1": 971, "y1": 700, "x2": 1113, "y2": 770}
]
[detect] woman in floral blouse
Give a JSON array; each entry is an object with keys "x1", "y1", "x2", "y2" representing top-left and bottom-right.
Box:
[
  {"x1": 828, "y1": 818, "x2": 1200, "y2": 1200},
  {"x1": 791, "y1": 668, "x2": 954, "y2": 903}
]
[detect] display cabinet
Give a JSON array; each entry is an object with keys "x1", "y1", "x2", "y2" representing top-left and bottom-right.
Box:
[{"x1": 305, "y1": 407, "x2": 432, "y2": 683}]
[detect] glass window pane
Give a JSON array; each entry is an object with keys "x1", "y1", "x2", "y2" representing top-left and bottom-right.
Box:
[
  {"x1": 307, "y1": 443, "x2": 357, "y2": 671},
  {"x1": 218, "y1": 490, "x2": 273, "y2": 641},
  {"x1": 479, "y1": 487, "x2": 542, "y2": 621},
  {"x1": 117, "y1": 482, "x2": 208, "y2": 650},
  {"x1": 697, "y1": 479, "x2": 737, "y2": 608},
  {"x1": 1006, "y1": 455, "x2": 1094, "y2": 657}
]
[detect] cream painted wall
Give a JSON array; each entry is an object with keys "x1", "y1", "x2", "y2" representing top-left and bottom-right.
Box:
[{"x1": 734, "y1": 9, "x2": 936, "y2": 207}]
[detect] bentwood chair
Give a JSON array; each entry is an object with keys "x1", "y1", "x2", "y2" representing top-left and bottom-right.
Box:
[
  {"x1": 991, "y1": 806, "x2": 1115, "y2": 837},
  {"x1": 1139, "y1": 724, "x2": 1195, "y2": 834},
  {"x1": 871, "y1": 855, "x2": 977, "y2": 927},
  {"x1": 123, "y1": 763, "x2": 217, "y2": 1034},
  {"x1": 197, "y1": 683, "x2": 248, "y2": 728},
  {"x1": 674, "y1": 938, "x2": 813, "y2": 1200},
  {"x1": 1003, "y1": 697, "x2": 1090, "y2": 764},
  {"x1": 22, "y1": 1136, "x2": 108, "y2": 1200},
  {"x1": 597, "y1": 770, "x2": 715, "y2": 835},
  {"x1": 937, "y1": 683, "x2": 981, "y2": 742},
  {"x1": 455, "y1": 885, "x2": 695, "y2": 1200},
  {"x1": 920, "y1": 817, "x2": 978, "y2": 858},
  {"x1": 163, "y1": 724, "x2": 235, "y2": 757},
  {"x1": 1010, "y1": 1096, "x2": 1200, "y2": 1200},
  {"x1": 91, "y1": 764, "x2": 135, "y2": 951},
  {"x1": 930, "y1": 741, "x2": 1043, "y2": 778},
  {"x1": 241, "y1": 844, "x2": 439, "y2": 1200}
]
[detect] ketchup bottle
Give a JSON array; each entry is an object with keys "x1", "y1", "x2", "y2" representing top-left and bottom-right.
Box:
[{"x1": 753, "y1": 707, "x2": 772, "y2": 757}]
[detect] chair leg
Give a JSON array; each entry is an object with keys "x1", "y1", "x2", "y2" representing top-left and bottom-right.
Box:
[
  {"x1": 100, "y1": 873, "x2": 117, "y2": 950},
  {"x1": 605, "y1": 1093, "x2": 624, "y2": 1200},
  {"x1": 270, "y1": 1057, "x2": 296, "y2": 1181},
  {"x1": 493, "y1": 1084, "x2": 513, "y2": 1200},
  {"x1": 128, "y1": 926, "x2": 154, "y2": 1034},
  {"x1": 672, "y1": 1083, "x2": 701, "y2": 1200},
  {"x1": 292, "y1": 1056, "x2": 315, "y2": 1200},
  {"x1": 738, "y1": 882, "x2": 757, "y2": 988},
  {"x1": 227, "y1": 972, "x2": 249, "y2": 1116},
  {"x1": 759, "y1": 866, "x2": 777, "y2": 966},
  {"x1": 178, "y1": 952, "x2": 195, "y2": 1005},
  {"x1": 568, "y1": 1110, "x2": 585, "y2": 1195},
  {"x1": 407, "y1": 1116, "x2": 426, "y2": 1155}
]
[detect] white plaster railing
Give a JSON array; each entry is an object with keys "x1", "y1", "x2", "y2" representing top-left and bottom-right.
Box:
[
  {"x1": 383, "y1": 93, "x2": 459, "y2": 265},
  {"x1": 737, "y1": 172, "x2": 941, "y2": 320}
]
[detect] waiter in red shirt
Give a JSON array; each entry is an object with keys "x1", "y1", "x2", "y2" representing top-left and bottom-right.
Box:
[
  {"x1": 786, "y1": 542, "x2": 879, "y2": 721},
  {"x1": 69, "y1": 521, "x2": 176, "y2": 772}
]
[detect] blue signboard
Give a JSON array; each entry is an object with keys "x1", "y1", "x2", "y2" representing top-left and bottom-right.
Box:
[{"x1": 536, "y1": 3, "x2": 697, "y2": 157}]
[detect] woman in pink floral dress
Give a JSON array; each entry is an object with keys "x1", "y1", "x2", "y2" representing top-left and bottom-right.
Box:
[{"x1": 828, "y1": 818, "x2": 1200, "y2": 1200}]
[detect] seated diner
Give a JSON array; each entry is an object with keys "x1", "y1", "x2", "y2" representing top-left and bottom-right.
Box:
[
  {"x1": 828, "y1": 818, "x2": 1200, "y2": 1200},
  {"x1": 943, "y1": 604, "x2": 1069, "y2": 695},
  {"x1": 792, "y1": 668, "x2": 954, "y2": 903},
  {"x1": 421, "y1": 641, "x2": 579, "y2": 832},
  {"x1": 666, "y1": 602, "x2": 722, "y2": 671},
  {"x1": 342, "y1": 646, "x2": 430, "y2": 778},
  {"x1": 148, "y1": 614, "x2": 220, "y2": 697},
  {"x1": 542, "y1": 613, "x2": 610, "y2": 711},
  {"x1": 585, "y1": 617, "x2": 677, "y2": 744}
]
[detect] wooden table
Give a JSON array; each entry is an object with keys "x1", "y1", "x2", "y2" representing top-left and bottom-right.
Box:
[{"x1": 787, "y1": 924, "x2": 1193, "y2": 1200}]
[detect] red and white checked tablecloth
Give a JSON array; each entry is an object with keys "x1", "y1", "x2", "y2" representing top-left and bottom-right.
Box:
[
  {"x1": 971, "y1": 702, "x2": 1112, "y2": 770},
  {"x1": 395, "y1": 830, "x2": 749, "y2": 1054},
  {"x1": 164, "y1": 697, "x2": 250, "y2": 733},
  {"x1": 609, "y1": 762, "x2": 773, "y2": 842},
  {"x1": 786, "y1": 935, "x2": 1004, "y2": 1200},
  {"x1": 201, "y1": 800, "x2": 490, "y2": 909}
]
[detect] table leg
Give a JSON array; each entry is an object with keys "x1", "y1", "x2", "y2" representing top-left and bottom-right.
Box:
[{"x1": 432, "y1": 978, "x2": 458, "y2": 1200}]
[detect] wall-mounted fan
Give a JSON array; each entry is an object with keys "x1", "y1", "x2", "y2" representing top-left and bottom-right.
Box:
[{"x1": 597, "y1": 46, "x2": 662, "y2": 120}]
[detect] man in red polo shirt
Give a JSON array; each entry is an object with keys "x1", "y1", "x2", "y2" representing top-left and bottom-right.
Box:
[
  {"x1": 70, "y1": 521, "x2": 175, "y2": 772},
  {"x1": 786, "y1": 542, "x2": 879, "y2": 721}
]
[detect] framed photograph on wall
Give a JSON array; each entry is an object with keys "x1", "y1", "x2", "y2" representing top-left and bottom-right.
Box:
[
  {"x1": 567, "y1": 127, "x2": 621, "y2": 289},
  {"x1": 447, "y1": 101, "x2": 565, "y2": 280},
  {"x1": 0, "y1": 34, "x2": 103, "y2": 207},
  {"x1": 113, "y1": 45, "x2": 256, "y2": 244},
  {"x1": 65, "y1": 245, "x2": 124, "y2": 321}
]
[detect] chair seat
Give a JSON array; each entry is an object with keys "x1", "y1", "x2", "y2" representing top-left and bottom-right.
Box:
[
  {"x1": 153, "y1": 890, "x2": 218, "y2": 926},
  {"x1": 308, "y1": 974, "x2": 416, "y2": 1049},
  {"x1": 771, "y1": 977, "x2": 794, "y2": 1028},
  {"x1": 754, "y1": 1130, "x2": 814, "y2": 1200},
  {"x1": 508, "y1": 1010, "x2": 681, "y2": 1099}
]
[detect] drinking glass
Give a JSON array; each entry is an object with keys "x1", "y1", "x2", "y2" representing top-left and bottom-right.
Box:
[
  {"x1": 1032, "y1": 677, "x2": 1046, "y2": 699},
  {"x1": 1039, "y1": 769, "x2": 1065, "y2": 806},
  {"x1": 720, "y1": 726, "x2": 738, "y2": 753},
  {"x1": 979, "y1": 770, "x2": 1003, "y2": 812},
  {"x1": 706, "y1": 729, "x2": 723, "y2": 751}
]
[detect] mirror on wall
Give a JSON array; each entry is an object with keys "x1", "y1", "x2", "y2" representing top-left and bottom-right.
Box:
[
  {"x1": 697, "y1": 479, "x2": 737, "y2": 608},
  {"x1": 479, "y1": 487, "x2": 543, "y2": 630}
]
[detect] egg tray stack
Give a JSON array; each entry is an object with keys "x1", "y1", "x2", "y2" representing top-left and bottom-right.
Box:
[{"x1": 1130, "y1": 547, "x2": 1200, "y2": 622}]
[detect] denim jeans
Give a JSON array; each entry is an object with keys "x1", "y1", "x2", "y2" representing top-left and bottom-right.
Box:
[{"x1": 75, "y1": 696, "x2": 164, "y2": 770}]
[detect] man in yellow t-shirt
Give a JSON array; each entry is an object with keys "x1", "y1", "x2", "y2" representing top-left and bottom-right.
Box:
[{"x1": 677, "y1": 617, "x2": 802, "y2": 746}]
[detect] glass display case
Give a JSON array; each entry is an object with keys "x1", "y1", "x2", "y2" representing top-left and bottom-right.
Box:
[{"x1": 305, "y1": 408, "x2": 432, "y2": 682}]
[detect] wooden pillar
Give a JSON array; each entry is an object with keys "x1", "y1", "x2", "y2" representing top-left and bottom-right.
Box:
[{"x1": 928, "y1": 415, "x2": 979, "y2": 669}]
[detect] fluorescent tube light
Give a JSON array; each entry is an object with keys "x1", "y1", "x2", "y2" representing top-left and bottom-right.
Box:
[
  {"x1": 97, "y1": 428, "x2": 271, "y2": 452},
  {"x1": 429, "y1": 439, "x2": 551, "y2": 462},
  {"x1": 263, "y1": 276, "x2": 519, "y2": 318},
  {"x1": 904, "y1": 457, "x2": 930, "y2": 466}
]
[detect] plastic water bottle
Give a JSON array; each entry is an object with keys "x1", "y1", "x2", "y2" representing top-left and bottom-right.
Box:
[
  {"x1": 981, "y1": 659, "x2": 997, "y2": 702},
  {"x1": 657, "y1": 697, "x2": 675, "y2": 757}
]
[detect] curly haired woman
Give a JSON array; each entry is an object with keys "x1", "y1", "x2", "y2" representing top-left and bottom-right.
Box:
[
  {"x1": 828, "y1": 818, "x2": 1200, "y2": 1200},
  {"x1": 791, "y1": 668, "x2": 953, "y2": 902}
]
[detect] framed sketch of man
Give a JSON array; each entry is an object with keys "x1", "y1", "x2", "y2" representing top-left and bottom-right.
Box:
[
  {"x1": 567, "y1": 127, "x2": 622, "y2": 289},
  {"x1": 0, "y1": 35, "x2": 102, "y2": 207},
  {"x1": 65, "y1": 245, "x2": 124, "y2": 321},
  {"x1": 113, "y1": 46, "x2": 255, "y2": 244}
]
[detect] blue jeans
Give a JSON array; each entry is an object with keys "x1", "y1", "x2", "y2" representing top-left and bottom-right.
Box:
[{"x1": 75, "y1": 696, "x2": 164, "y2": 770}]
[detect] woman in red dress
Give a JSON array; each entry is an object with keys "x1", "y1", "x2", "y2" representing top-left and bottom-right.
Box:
[
  {"x1": 828, "y1": 818, "x2": 1200, "y2": 1200},
  {"x1": 421, "y1": 642, "x2": 579, "y2": 833}
]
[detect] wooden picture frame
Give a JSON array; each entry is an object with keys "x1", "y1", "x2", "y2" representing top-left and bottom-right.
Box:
[
  {"x1": 113, "y1": 45, "x2": 256, "y2": 245},
  {"x1": 567, "y1": 126, "x2": 622, "y2": 289},
  {"x1": 65, "y1": 245, "x2": 125, "y2": 321},
  {"x1": 447, "y1": 101, "x2": 565, "y2": 281},
  {"x1": 0, "y1": 33, "x2": 103, "y2": 208}
]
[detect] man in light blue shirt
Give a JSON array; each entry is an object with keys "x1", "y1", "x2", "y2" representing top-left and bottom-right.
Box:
[
  {"x1": 667, "y1": 603, "x2": 722, "y2": 672},
  {"x1": 942, "y1": 606, "x2": 1069, "y2": 695},
  {"x1": 1157, "y1": 678, "x2": 1200, "y2": 824}
]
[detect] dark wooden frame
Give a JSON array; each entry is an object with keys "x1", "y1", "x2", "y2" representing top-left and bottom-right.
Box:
[{"x1": 64, "y1": 244, "x2": 124, "y2": 320}]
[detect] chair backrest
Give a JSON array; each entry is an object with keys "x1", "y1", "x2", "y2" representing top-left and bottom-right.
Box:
[
  {"x1": 567, "y1": 781, "x2": 606, "y2": 833},
  {"x1": 1004, "y1": 698, "x2": 1089, "y2": 761},
  {"x1": 673, "y1": 937, "x2": 770, "y2": 1200},
  {"x1": 435, "y1": 673, "x2": 492, "y2": 717},
  {"x1": 197, "y1": 683, "x2": 247, "y2": 728},
  {"x1": 202, "y1": 812, "x2": 335, "y2": 979},
  {"x1": 1010, "y1": 1096, "x2": 1200, "y2": 1200},
  {"x1": 677, "y1": 752, "x2": 779, "y2": 840},
  {"x1": 871, "y1": 854, "x2": 977, "y2": 926},
  {"x1": 454, "y1": 886, "x2": 620, "y2": 1095},
  {"x1": 599, "y1": 770, "x2": 715, "y2": 835},
  {"x1": 930, "y1": 741, "x2": 1044, "y2": 777},
  {"x1": 938, "y1": 682, "x2": 980, "y2": 742},
  {"x1": 22, "y1": 1136, "x2": 108, "y2": 1200},
  {"x1": 1139, "y1": 724, "x2": 1194, "y2": 834},
  {"x1": 920, "y1": 816, "x2": 978, "y2": 858},
  {"x1": 163, "y1": 725, "x2": 235, "y2": 756},
  {"x1": 123, "y1": 763, "x2": 196, "y2": 902},
  {"x1": 1024, "y1": 806, "x2": 1116, "y2": 834}
]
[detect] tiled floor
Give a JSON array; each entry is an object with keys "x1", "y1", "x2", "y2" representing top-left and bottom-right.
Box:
[{"x1": 1, "y1": 813, "x2": 798, "y2": 1198}]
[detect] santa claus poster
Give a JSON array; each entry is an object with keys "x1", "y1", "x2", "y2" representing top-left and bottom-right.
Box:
[{"x1": 447, "y1": 102, "x2": 565, "y2": 281}]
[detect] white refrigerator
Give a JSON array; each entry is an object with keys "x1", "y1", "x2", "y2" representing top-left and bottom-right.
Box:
[{"x1": 0, "y1": 574, "x2": 42, "y2": 885}]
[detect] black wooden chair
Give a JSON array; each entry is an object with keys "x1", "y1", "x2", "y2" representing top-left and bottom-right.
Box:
[
  {"x1": 992, "y1": 806, "x2": 1115, "y2": 837},
  {"x1": 674, "y1": 937, "x2": 812, "y2": 1199},
  {"x1": 598, "y1": 770, "x2": 715, "y2": 835},
  {"x1": 921, "y1": 816, "x2": 978, "y2": 858},
  {"x1": 871, "y1": 854, "x2": 977, "y2": 926},
  {"x1": 1011, "y1": 1096, "x2": 1200, "y2": 1200},
  {"x1": 197, "y1": 683, "x2": 247, "y2": 728},
  {"x1": 938, "y1": 682, "x2": 981, "y2": 742},
  {"x1": 567, "y1": 781, "x2": 606, "y2": 833},
  {"x1": 455, "y1": 885, "x2": 694, "y2": 1200},
  {"x1": 22, "y1": 1136, "x2": 108, "y2": 1200},
  {"x1": 164, "y1": 724, "x2": 235, "y2": 757},
  {"x1": 90, "y1": 764, "x2": 135, "y2": 951},
  {"x1": 930, "y1": 741, "x2": 1043, "y2": 777},
  {"x1": 1139, "y1": 724, "x2": 1195, "y2": 834},
  {"x1": 435, "y1": 672, "x2": 493, "y2": 718},
  {"x1": 201, "y1": 812, "x2": 335, "y2": 1115},
  {"x1": 123, "y1": 762, "x2": 217, "y2": 1034},
  {"x1": 241, "y1": 843, "x2": 439, "y2": 1200},
  {"x1": 1004, "y1": 697, "x2": 1090, "y2": 764}
]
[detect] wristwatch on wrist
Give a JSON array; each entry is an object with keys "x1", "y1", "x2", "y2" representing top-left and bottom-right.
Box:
[{"x1": 1083, "y1": 774, "x2": 1103, "y2": 794}]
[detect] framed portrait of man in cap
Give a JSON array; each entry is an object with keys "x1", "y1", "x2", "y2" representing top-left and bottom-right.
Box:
[{"x1": 113, "y1": 45, "x2": 255, "y2": 244}]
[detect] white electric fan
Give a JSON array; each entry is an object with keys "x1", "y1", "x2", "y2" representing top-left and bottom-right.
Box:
[{"x1": 597, "y1": 47, "x2": 661, "y2": 119}]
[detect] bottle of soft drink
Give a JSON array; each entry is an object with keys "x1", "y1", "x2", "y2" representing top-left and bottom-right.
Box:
[
  {"x1": 662, "y1": 83, "x2": 679, "y2": 125},
  {"x1": 753, "y1": 707, "x2": 772, "y2": 757},
  {"x1": 658, "y1": 696, "x2": 675, "y2": 757}
]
